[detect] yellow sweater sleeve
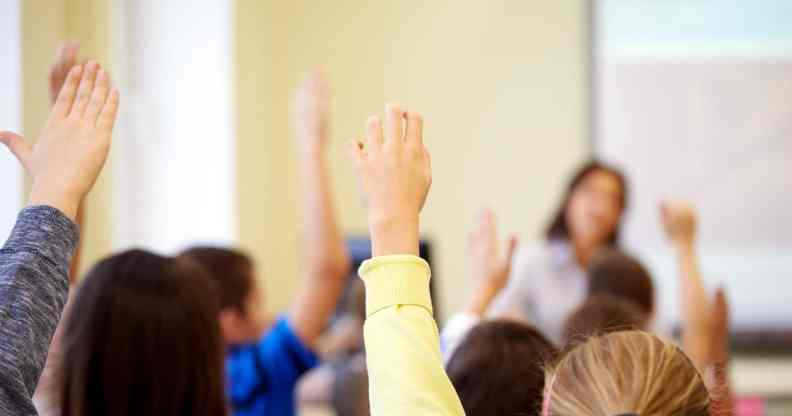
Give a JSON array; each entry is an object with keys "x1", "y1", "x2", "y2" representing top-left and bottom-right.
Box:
[{"x1": 359, "y1": 255, "x2": 466, "y2": 416}]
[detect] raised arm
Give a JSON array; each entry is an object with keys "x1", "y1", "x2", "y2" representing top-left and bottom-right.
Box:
[
  {"x1": 660, "y1": 201, "x2": 710, "y2": 368},
  {"x1": 48, "y1": 41, "x2": 87, "y2": 282},
  {"x1": 287, "y1": 72, "x2": 352, "y2": 347},
  {"x1": 350, "y1": 103, "x2": 464, "y2": 415},
  {"x1": 0, "y1": 61, "x2": 119, "y2": 415},
  {"x1": 707, "y1": 288, "x2": 734, "y2": 416},
  {"x1": 441, "y1": 209, "x2": 517, "y2": 360}
]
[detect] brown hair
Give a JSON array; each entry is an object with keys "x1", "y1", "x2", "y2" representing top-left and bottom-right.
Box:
[
  {"x1": 561, "y1": 295, "x2": 648, "y2": 344},
  {"x1": 588, "y1": 248, "x2": 654, "y2": 315},
  {"x1": 181, "y1": 246, "x2": 254, "y2": 312},
  {"x1": 59, "y1": 250, "x2": 226, "y2": 416},
  {"x1": 447, "y1": 320, "x2": 558, "y2": 416},
  {"x1": 545, "y1": 160, "x2": 628, "y2": 245},
  {"x1": 544, "y1": 331, "x2": 710, "y2": 416}
]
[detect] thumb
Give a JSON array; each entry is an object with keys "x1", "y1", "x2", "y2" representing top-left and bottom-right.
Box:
[{"x1": 0, "y1": 131, "x2": 32, "y2": 173}]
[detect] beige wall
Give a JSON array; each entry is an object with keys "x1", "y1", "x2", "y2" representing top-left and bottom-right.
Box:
[
  {"x1": 236, "y1": 1, "x2": 590, "y2": 318},
  {"x1": 21, "y1": 1, "x2": 588, "y2": 317},
  {"x1": 22, "y1": 0, "x2": 113, "y2": 276}
]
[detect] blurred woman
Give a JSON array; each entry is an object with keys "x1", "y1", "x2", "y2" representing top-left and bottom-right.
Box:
[{"x1": 490, "y1": 161, "x2": 628, "y2": 343}]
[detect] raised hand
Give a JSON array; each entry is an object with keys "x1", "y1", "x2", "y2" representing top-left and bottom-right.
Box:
[
  {"x1": 660, "y1": 200, "x2": 697, "y2": 247},
  {"x1": 708, "y1": 287, "x2": 730, "y2": 364},
  {"x1": 291, "y1": 71, "x2": 329, "y2": 155},
  {"x1": 48, "y1": 41, "x2": 82, "y2": 106},
  {"x1": 0, "y1": 61, "x2": 120, "y2": 221},
  {"x1": 349, "y1": 103, "x2": 431, "y2": 256},
  {"x1": 465, "y1": 208, "x2": 518, "y2": 315}
]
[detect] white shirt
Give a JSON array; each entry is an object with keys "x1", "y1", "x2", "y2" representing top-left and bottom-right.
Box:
[{"x1": 488, "y1": 240, "x2": 587, "y2": 345}]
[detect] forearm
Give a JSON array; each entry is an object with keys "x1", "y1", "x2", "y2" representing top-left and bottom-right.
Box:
[
  {"x1": 0, "y1": 206, "x2": 78, "y2": 414},
  {"x1": 361, "y1": 255, "x2": 465, "y2": 416},
  {"x1": 465, "y1": 281, "x2": 501, "y2": 316},
  {"x1": 298, "y1": 151, "x2": 351, "y2": 279},
  {"x1": 676, "y1": 242, "x2": 710, "y2": 366}
]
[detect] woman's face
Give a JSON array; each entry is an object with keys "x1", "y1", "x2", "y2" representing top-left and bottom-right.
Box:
[{"x1": 565, "y1": 170, "x2": 623, "y2": 246}]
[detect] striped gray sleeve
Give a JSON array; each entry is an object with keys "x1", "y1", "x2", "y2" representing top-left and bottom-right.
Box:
[{"x1": 0, "y1": 206, "x2": 78, "y2": 416}]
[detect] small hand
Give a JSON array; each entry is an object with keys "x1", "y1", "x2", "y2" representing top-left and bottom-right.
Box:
[
  {"x1": 349, "y1": 103, "x2": 430, "y2": 256},
  {"x1": 291, "y1": 71, "x2": 329, "y2": 155},
  {"x1": 1, "y1": 61, "x2": 120, "y2": 221},
  {"x1": 467, "y1": 208, "x2": 518, "y2": 292},
  {"x1": 660, "y1": 200, "x2": 697, "y2": 247},
  {"x1": 708, "y1": 287, "x2": 730, "y2": 364},
  {"x1": 48, "y1": 41, "x2": 82, "y2": 106}
]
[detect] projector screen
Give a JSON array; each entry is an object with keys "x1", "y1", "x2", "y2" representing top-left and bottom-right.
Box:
[{"x1": 594, "y1": 0, "x2": 792, "y2": 331}]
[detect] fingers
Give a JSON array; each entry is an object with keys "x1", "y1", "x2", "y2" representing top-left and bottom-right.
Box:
[
  {"x1": 405, "y1": 111, "x2": 423, "y2": 146},
  {"x1": 69, "y1": 61, "x2": 100, "y2": 118},
  {"x1": 97, "y1": 89, "x2": 121, "y2": 132},
  {"x1": 0, "y1": 131, "x2": 32, "y2": 172},
  {"x1": 347, "y1": 140, "x2": 366, "y2": 165},
  {"x1": 384, "y1": 102, "x2": 404, "y2": 144},
  {"x1": 52, "y1": 65, "x2": 83, "y2": 118},
  {"x1": 85, "y1": 69, "x2": 110, "y2": 123},
  {"x1": 505, "y1": 235, "x2": 519, "y2": 262},
  {"x1": 365, "y1": 115, "x2": 383, "y2": 153}
]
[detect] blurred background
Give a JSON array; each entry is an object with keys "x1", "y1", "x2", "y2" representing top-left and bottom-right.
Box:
[{"x1": 1, "y1": 0, "x2": 790, "y2": 414}]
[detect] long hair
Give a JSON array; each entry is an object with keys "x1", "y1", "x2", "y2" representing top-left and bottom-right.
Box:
[
  {"x1": 544, "y1": 331, "x2": 710, "y2": 416},
  {"x1": 58, "y1": 250, "x2": 227, "y2": 416},
  {"x1": 545, "y1": 160, "x2": 628, "y2": 245}
]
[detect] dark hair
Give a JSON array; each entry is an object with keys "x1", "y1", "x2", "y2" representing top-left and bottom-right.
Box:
[
  {"x1": 446, "y1": 320, "x2": 557, "y2": 416},
  {"x1": 587, "y1": 248, "x2": 655, "y2": 315},
  {"x1": 59, "y1": 250, "x2": 226, "y2": 416},
  {"x1": 545, "y1": 160, "x2": 628, "y2": 244},
  {"x1": 562, "y1": 295, "x2": 648, "y2": 344},
  {"x1": 180, "y1": 246, "x2": 254, "y2": 312}
]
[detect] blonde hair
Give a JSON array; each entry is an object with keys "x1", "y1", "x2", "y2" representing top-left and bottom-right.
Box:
[{"x1": 544, "y1": 331, "x2": 710, "y2": 416}]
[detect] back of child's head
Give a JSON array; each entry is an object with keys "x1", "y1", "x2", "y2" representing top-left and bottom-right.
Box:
[
  {"x1": 544, "y1": 331, "x2": 710, "y2": 416},
  {"x1": 562, "y1": 295, "x2": 648, "y2": 344},
  {"x1": 180, "y1": 246, "x2": 254, "y2": 312},
  {"x1": 588, "y1": 248, "x2": 655, "y2": 315},
  {"x1": 59, "y1": 249, "x2": 226, "y2": 416},
  {"x1": 446, "y1": 319, "x2": 557, "y2": 416}
]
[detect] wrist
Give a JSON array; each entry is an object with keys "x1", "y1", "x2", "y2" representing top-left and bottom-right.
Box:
[
  {"x1": 368, "y1": 213, "x2": 420, "y2": 256},
  {"x1": 28, "y1": 181, "x2": 81, "y2": 222}
]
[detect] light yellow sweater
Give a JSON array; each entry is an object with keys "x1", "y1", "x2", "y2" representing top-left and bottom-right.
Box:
[{"x1": 359, "y1": 255, "x2": 466, "y2": 416}]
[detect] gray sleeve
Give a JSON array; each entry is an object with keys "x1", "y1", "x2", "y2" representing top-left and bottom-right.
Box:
[{"x1": 0, "y1": 206, "x2": 78, "y2": 416}]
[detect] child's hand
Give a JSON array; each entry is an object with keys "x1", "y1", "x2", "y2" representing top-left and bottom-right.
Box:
[
  {"x1": 349, "y1": 103, "x2": 430, "y2": 256},
  {"x1": 291, "y1": 71, "x2": 329, "y2": 156},
  {"x1": 660, "y1": 200, "x2": 697, "y2": 247},
  {"x1": 48, "y1": 41, "x2": 82, "y2": 106},
  {"x1": 708, "y1": 287, "x2": 730, "y2": 364},
  {"x1": 0, "y1": 61, "x2": 120, "y2": 221},
  {"x1": 465, "y1": 208, "x2": 518, "y2": 315},
  {"x1": 467, "y1": 209, "x2": 517, "y2": 293}
]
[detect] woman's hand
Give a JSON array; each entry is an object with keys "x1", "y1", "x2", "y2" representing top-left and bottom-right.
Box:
[{"x1": 349, "y1": 103, "x2": 430, "y2": 256}]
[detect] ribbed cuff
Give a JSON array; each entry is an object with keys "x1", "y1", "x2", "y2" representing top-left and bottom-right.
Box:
[
  {"x1": 4, "y1": 205, "x2": 80, "y2": 269},
  {"x1": 358, "y1": 255, "x2": 433, "y2": 317}
]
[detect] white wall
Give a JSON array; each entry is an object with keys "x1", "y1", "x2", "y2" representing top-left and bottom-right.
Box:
[
  {"x1": 0, "y1": 0, "x2": 22, "y2": 239},
  {"x1": 112, "y1": 0, "x2": 236, "y2": 253}
]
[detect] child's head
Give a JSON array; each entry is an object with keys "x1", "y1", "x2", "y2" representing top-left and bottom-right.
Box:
[
  {"x1": 561, "y1": 295, "x2": 648, "y2": 343},
  {"x1": 180, "y1": 246, "x2": 269, "y2": 344},
  {"x1": 544, "y1": 331, "x2": 710, "y2": 416},
  {"x1": 331, "y1": 354, "x2": 370, "y2": 416},
  {"x1": 446, "y1": 320, "x2": 558, "y2": 416},
  {"x1": 587, "y1": 248, "x2": 654, "y2": 317},
  {"x1": 59, "y1": 250, "x2": 226, "y2": 416}
]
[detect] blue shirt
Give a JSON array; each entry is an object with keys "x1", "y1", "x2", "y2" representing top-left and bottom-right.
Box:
[{"x1": 227, "y1": 317, "x2": 319, "y2": 416}]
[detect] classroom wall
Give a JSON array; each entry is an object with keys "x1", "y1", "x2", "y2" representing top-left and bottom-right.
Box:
[
  {"x1": 21, "y1": 0, "x2": 114, "y2": 276},
  {"x1": 235, "y1": 1, "x2": 590, "y2": 318},
  {"x1": 20, "y1": 1, "x2": 589, "y2": 318}
]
